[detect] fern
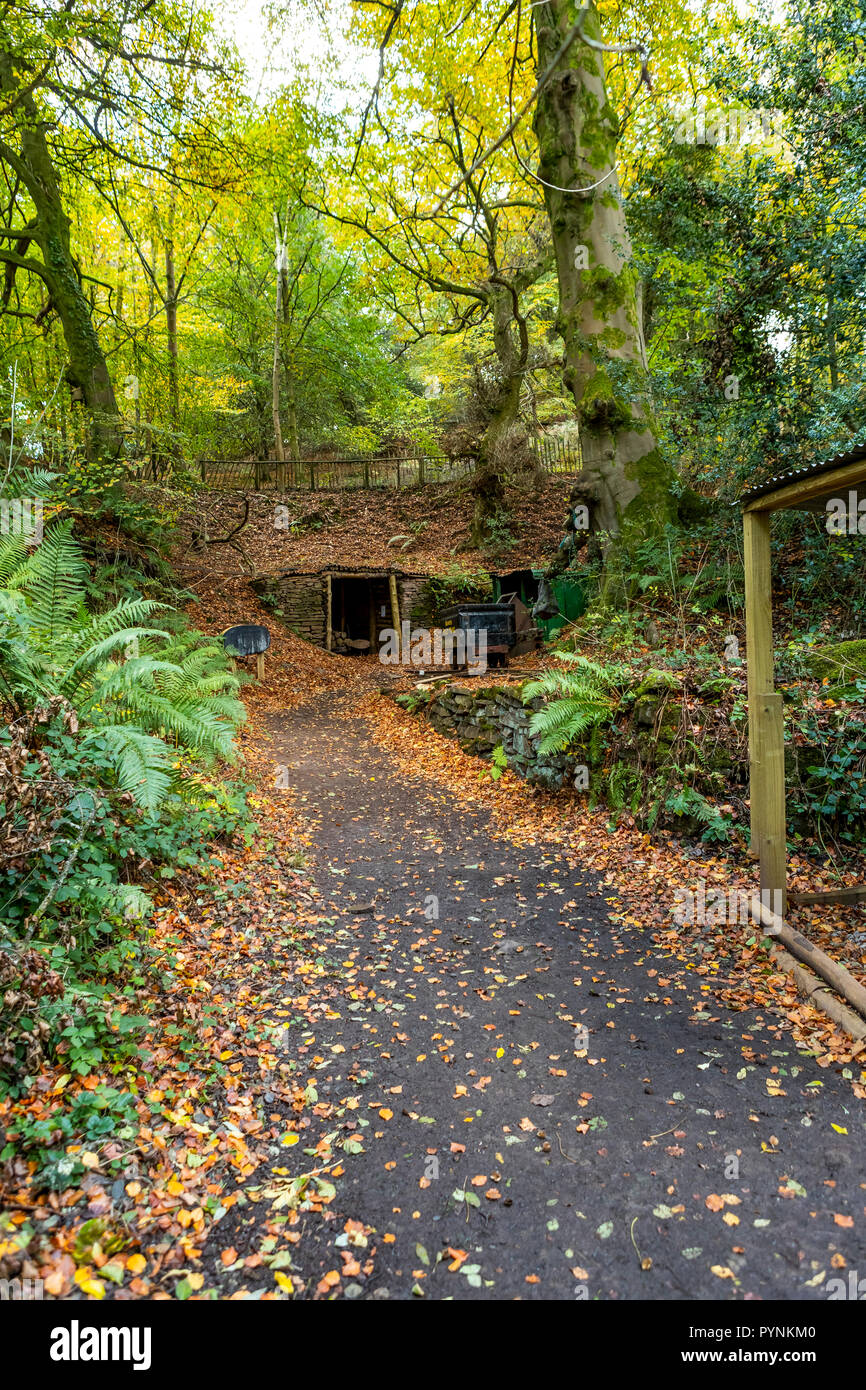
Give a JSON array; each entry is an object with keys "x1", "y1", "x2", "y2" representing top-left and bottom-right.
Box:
[
  {"x1": 0, "y1": 524, "x2": 246, "y2": 808},
  {"x1": 83, "y1": 727, "x2": 173, "y2": 813},
  {"x1": 524, "y1": 654, "x2": 625, "y2": 754},
  {"x1": 664, "y1": 785, "x2": 730, "y2": 843},
  {"x1": 6, "y1": 522, "x2": 88, "y2": 641}
]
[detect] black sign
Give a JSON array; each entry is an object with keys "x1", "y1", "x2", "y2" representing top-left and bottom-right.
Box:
[{"x1": 222, "y1": 624, "x2": 270, "y2": 657}]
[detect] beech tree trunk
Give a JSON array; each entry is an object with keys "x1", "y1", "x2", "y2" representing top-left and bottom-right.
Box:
[
  {"x1": 470, "y1": 281, "x2": 530, "y2": 546},
  {"x1": 532, "y1": 0, "x2": 675, "y2": 549}
]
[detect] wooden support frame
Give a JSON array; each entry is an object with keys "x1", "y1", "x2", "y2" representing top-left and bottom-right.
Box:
[
  {"x1": 742, "y1": 449, "x2": 866, "y2": 915},
  {"x1": 325, "y1": 572, "x2": 332, "y2": 652},
  {"x1": 744, "y1": 510, "x2": 787, "y2": 913}
]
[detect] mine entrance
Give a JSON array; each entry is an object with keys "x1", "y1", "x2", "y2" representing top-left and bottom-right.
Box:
[{"x1": 329, "y1": 574, "x2": 391, "y2": 654}]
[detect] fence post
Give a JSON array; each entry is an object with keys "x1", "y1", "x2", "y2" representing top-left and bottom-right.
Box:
[
  {"x1": 364, "y1": 459, "x2": 370, "y2": 488},
  {"x1": 396, "y1": 457, "x2": 401, "y2": 488},
  {"x1": 419, "y1": 456, "x2": 426, "y2": 485},
  {"x1": 200, "y1": 459, "x2": 207, "y2": 484},
  {"x1": 309, "y1": 461, "x2": 316, "y2": 490}
]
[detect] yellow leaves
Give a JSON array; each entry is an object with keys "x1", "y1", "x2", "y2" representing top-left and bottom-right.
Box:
[
  {"x1": 378, "y1": 1108, "x2": 393, "y2": 1121},
  {"x1": 722, "y1": 1212, "x2": 740, "y2": 1227},
  {"x1": 711, "y1": 1265, "x2": 736, "y2": 1281},
  {"x1": 74, "y1": 1267, "x2": 105, "y2": 1299},
  {"x1": 453, "y1": 1084, "x2": 468, "y2": 1098},
  {"x1": 831, "y1": 1123, "x2": 848, "y2": 1134},
  {"x1": 281, "y1": 1132, "x2": 300, "y2": 1146},
  {"x1": 274, "y1": 1271, "x2": 295, "y2": 1294},
  {"x1": 126, "y1": 1253, "x2": 147, "y2": 1275}
]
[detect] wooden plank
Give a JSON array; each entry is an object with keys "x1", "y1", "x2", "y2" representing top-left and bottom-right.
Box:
[
  {"x1": 788, "y1": 886, "x2": 866, "y2": 907},
  {"x1": 256, "y1": 652, "x2": 265, "y2": 681},
  {"x1": 388, "y1": 572, "x2": 401, "y2": 656},
  {"x1": 744, "y1": 509, "x2": 787, "y2": 911},
  {"x1": 325, "y1": 573, "x2": 332, "y2": 652},
  {"x1": 744, "y1": 459, "x2": 866, "y2": 513},
  {"x1": 758, "y1": 692, "x2": 787, "y2": 910}
]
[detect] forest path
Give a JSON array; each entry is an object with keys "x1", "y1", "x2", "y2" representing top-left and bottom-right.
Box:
[{"x1": 210, "y1": 691, "x2": 864, "y2": 1301}]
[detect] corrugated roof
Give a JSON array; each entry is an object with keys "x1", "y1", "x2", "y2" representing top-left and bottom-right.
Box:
[{"x1": 738, "y1": 443, "x2": 866, "y2": 507}]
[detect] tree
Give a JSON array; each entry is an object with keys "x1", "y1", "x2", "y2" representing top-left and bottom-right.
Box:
[
  {"x1": 531, "y1": 0, "x2": 676, "y2": 550},
  {"x1": 0, "y1": 0, "x2": 234, "y2": 461},
  {"x1": 304, "y1": 0, "x2": 555, "y2": 542}
]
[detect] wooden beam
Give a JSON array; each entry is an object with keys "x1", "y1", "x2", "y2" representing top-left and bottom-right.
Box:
[
  {"x1": 388, "y1": 572, "x2": 401, "y2": 656},
  {"x1": 744, "y1": 459, "x2": 866, "y2": 513},
  {"x1": 325, "y1": 573, "x2": 332, "y2": 652},
  {"x1": 256, "y1": 652, "x2": 265, "y2": 681},
  {"x1": 788, "y1": 886, "x2": 866, "y2": 907},
  {"x1": 744, "y1": 509, "x2": 787, "y2": 912},
  {"x1": 749, "y1": 896, "x2": 866, "y2": 1019}
]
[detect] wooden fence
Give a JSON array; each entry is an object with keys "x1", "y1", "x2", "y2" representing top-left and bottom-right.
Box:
[{"x1": 152, "y1": 433, "x2": 582, "y2": 492}]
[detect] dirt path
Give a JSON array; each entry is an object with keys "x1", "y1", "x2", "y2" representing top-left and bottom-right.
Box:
[{"x1": 208, "y1": 692, "x2": 865, "y2": 1301}]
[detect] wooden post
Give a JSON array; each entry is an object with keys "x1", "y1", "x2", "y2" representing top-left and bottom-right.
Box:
[
  {"x1": 368, "y1": 583, "x2": 376, "y2": 654},
  {"x1": 310, "y1": 461, "x2": 316, "y2": 491},
  {"x1": 256, "y1": 652, "x2": 265, "y2": 681},
  {"x1": 325, "y1": 573, "x2": 332, "y2": 652},
  {"x1": 364, "y1": 459, "x2": 370, "y2": 488},
  {"x1": 744, "y1": 508, "x2": 786, "y2": 913},
  {"x1": 388, "y1": 571, "x2": 401, "y2": 657},
  {"x1": 200, "y1": 459, "x2": 207, "y2": 484}
]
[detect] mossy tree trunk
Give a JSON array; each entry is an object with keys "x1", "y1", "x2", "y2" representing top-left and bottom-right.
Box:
[
  {"x1": 470, "y1": 279, "x2": 529, "y2": 546},
  {"x1": 0, "y1": 58, "x2": 120, "y2": 461},
  {"x1": 532, "y1": 1, "x2": 675, "y2": 553}
]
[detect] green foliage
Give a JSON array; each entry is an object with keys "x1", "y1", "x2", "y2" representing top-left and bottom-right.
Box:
[
  {"x1": 664, "y1": 784, "x2": 732, "y2": 843},
  {"x1": 523, "y1": 654, "x2": 626, "y2": 753},
  {"x1": 479, "y1": 744, "x2": 508, "y2": 782},
  {"x1": 0, "y1": 520, "x2": 255, "y2": 1088},
  {"x1": 788, "y1": 714, "x2": 866, "y2": 849},
  {"x1": 0, "y1": 522, "x2": 246, "y2": 804},
  {"x1": 419, "y1": 565, "x2": 493, "y2": 621}
]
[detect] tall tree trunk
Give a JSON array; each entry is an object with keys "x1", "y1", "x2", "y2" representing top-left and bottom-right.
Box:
[
  {"x1": 278, "y1": 249, "x2": 301, "y2": 476},
  {"x1": 164, "y1": 198, "x2": 180, "y2": 442},
  {"x1": 0, "y1": 59, "x2": 120, "y2": 461},
  {"x1": 532, "y1": 1, "x2": 675, "y2": 553},
  {"x1": 271, "y1": 214, "x2": 286, "y2": 485},
  {"x1": 284, "y1": 361, "x2": 300, "y2": 470},
  {"x1": 470, "y1": 281, "x2": 527, "y2": 546}
]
